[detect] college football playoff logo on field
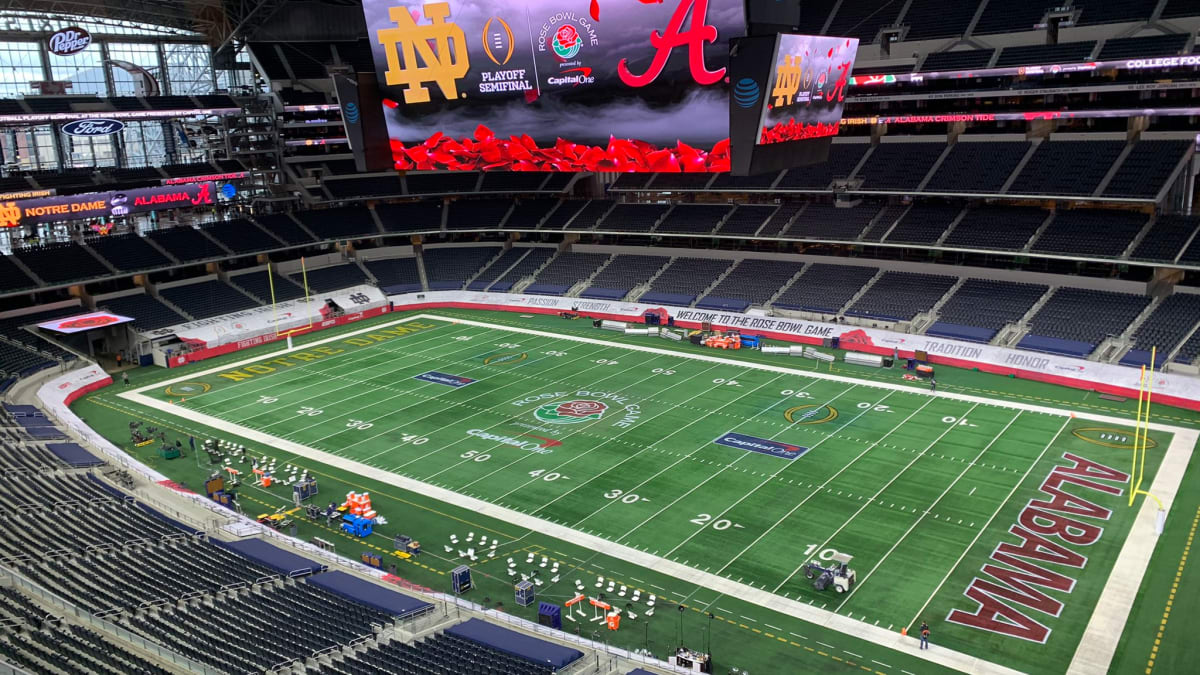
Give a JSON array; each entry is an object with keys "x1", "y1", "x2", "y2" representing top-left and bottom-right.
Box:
[{"x1": 534, "y1": 399, "x2": 607, "y2": 424}]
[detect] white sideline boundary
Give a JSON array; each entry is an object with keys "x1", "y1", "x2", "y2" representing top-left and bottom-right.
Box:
[{"x1": 119, "y1": 313, "x2": 1198, "y2": 675}]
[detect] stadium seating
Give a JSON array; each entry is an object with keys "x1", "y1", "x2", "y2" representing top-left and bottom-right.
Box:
[
  {"x1": 655, "y1": 204, "x2": 731, "y2": 235},
  {"x1": 85, "y1": 232, "x2": 173, "y2": 272},
  {"x1": 942, "y1": 207, "x2": 1048, "y2": 251},
  {"x1": 0, "y1": 619, "x2": 170, "y2": 675},
  {"x1": 446, "y1": 199, "x2": 513, "y2": 230},
  {"x1": 145, "y1": 226, "x2": 228, "y2": 262},
  {"x1": 422, "y1": 247, "x2": 501, "y2": 289},
  {"x1": 502, "y1": 198, "x2": 560, "y2": 229},
  {"x1": 929, "y1": 280, "x2": 1049, "y2": 342},
  {"x1": 1102, "y1": 140, "x2": 1192, "y2": 199},
  {"x1": 1031, "y1": 209, "x2": 1148, "y2": 257},
  {"x1": 296, "y1": 206, "x2": 381, "y2": 239},
  {"x1": 1097, "y1": 33, "x2": 1190, "y2": 59},
  {"x1": 1020, "y1": 288, "x2": 1151, "y2": 356},
  {"x1": 294, "y1": 262, "x2": 369, "y2": 292},
  {"x1": 375, "y1": 201, "x2": 444, "y2": 233},
  {"x1": 525, "y1": 252, "x2": 610, "y2": 295},
  {"x1": 709, "y1": 172, "x2": 777, "y2": 191},
  {"x1": 786, "y1": 202, "x2": 881, "y2": 241},
  {"x1": 582, "y1": 255, "x2": 670, "y2": 300},
  {"x1": 255, "y1": 214, "x2": 317, "y2": 245},
  {"x1": 772, "y1": 263, "x2": 879, "y2": 314},
  {"x1": 647, "y1": 173, "x2": 713, "y2": 191},
  {"x1": 777, "y1": 144, "x2": 869, "y2": 189},
  {"x1": 717, "y1": 205, "x2": 776, "y2": 236},
  {"x1": 902, "y1": 0, "x2": 981, "y2": 41},
  {"x1": 159, "y1": 280, "x2": 258, "y2": 320},
  {"x1": 488, "y1": 248, "x2": 554, "y2": 291},
  {"x1": 698, "y1": 259, "x2": 804, "y2": 311},
  {"x1": 1121, "y1": 293, "x2": 1200, "y2": 367},
  {"x1": 327, "y1": 629, "x2": 571, "y2": 675},
  {"x1": 855, "y1": 143, "x2": 944, "y2": 191},
  {"x1": 466, "y1": 248, "x2": 530, "y2": 290},
  {"x1": 12, "y1": 242, "x2": 111, "y2": 285},
  {"x1": 202, "y1": 218, "x2": 286, "y2": 254},
  {"x1": 611, "y1": 174, "x2": 650, "y2": 191},
  {"x1": 97, "y1": 294, "x2": 187, "y2": 331},
  {"x1": 975, "y1": 2, "x2": 1064, "y2": 35},
  {"x1": 538, "y1": 201, "x2": 587, "y2": 230},
  {"x1": 1133, "y1": 215, "x2": 1199, "y2": 262},
  {"x1": 364, "y1": 257, "x2": 422, "y2": 293},
  {"x1": 326, "y1": 175, "x2": 404, "y2": 199},
  {"x1": 564, "y1": 200, "x2": 616, "y2": 230},
  {"x1": 1008, "y1": 141, "x2": 1125, "y2": 197},
  {"x1": 479, "y1": 172, "x2": 551, "y2": 192},
  {"x1": 230, "y1": 269, "x2": 308, "y2": 303},
  {"x1": 1075, "y1": 0, "x2": 1160, "y2": 26},
  {"x1": 861, "y1": 204, "x2": 909, "y2": 242},
  {"x1": 919, "y1": 49, "x2": 994, "y2": 71},
  {"x1": 995, "y1": 42, "x2": 1096, "y2": 67},
  {"x1": 924, "y1": 142, "x2": 1031, "y2": 194},
  {"x1": 757, "y1": 203, "x2": 803, "y2": 237},
  {"x1": 825, "y1": 0, "x2": 904, "y2": 42},
  {"x1": 640, "y1": 257, "x2": 733, "y2": 306},
  {"x1": 882, "y1": 204, "x2": 962, "y2": 244},
  {"x1": 406, "y1": 173, "x2": 480, "y2": 195},
  {"x1": 845, "y1": 271, "x2": 957, "y2": 322}
]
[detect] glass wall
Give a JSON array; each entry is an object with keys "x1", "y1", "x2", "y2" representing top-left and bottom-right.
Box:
[
  {"x1": 108, "y1": 42, "x2": 162, "y2": 96},
  {"x1": 163, "y1": 43, "x2": 213, "y2": 95},
  {"x1": 0, "y1": 41, "x2": 43, "y2": 98}
]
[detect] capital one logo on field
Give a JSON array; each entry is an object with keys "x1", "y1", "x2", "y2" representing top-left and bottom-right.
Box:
[{"x1": 377, "y1": 1, "x2": 470, "y2": 104}]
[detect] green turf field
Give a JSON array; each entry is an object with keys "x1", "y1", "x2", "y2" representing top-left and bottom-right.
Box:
[{"x1": 111, "y1": 312, "x2": 1177, "y2": 674}]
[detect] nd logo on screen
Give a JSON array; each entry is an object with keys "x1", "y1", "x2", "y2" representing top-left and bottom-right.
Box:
[{"x1": 377, "y1": 2, "x2": 470, "y2": 104}]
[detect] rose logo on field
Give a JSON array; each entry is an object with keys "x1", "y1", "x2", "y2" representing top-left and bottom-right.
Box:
[{"x1": 534, "y1": 399, "x2": 607, "y2": 424}]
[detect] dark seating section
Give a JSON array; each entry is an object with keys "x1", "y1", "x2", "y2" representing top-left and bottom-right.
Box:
[
  {"x1": 159, "y1": 280, "x2": 257, "y2": 320},
  {"x1": 0, "y1": 620, "x2": 169, "y2": 675},
  {"x1": 329, "y1": 630, "x2": 562, "y2": 675},
  {"x1": 502, "y1": 198, "x2": 559, "y2": 229},
  {"x1": 202, "y1": 218, "x2": 285, "y2": 254},
  {"x1": 230, "y1": 269, "x2": 307, "y2": 303},
  {"x1": 145, "y1": 227, "x2": 228, "y2": 262},
  {"x1": 582, "y1": 255, "x2": 669, "y2": 300},
  {"x1": 446, "y1": 199, "x2": 512, "y2": 230},
  {"x1": 698, "y1": 259, "x2": 803, "y2": 311},
  {"x1": 855, "y1": 143, "x2": 944, "y2": 191},
  {"x1": 639, "y1": 257, "x2": 732, "y2": 306},
  {"x1": 375, "y1": 201, "x2": 443, "y2": 233},
  {"x1": 825, "y1": 0, "x2": 903, "y2": 42},
  {"x1": 364, "y1": 257, "x2": 422, "y2": 293},
  {"x1": 1174, "y1": 328, "x2": 1200, "y2": 365},
  {"x1": 1134, "y1": 215, "x2": 1199, "y2": 262},
  {"x1": 1075, "y1": 0, "x2": 1160, "y2": 26},
  {"x1": 717, "y1": 205, "x2": 775, "y2": 236},
  {"x1": 295, "y1": 262, "x2": 369, "y2": 292},
  {"x1": 1102, "y1": 140, "x2": 1191, "y2": 198},
  {"x1": 902, "y1": 0, "x2": 980, "y2": 41},
  {"x1": 845, "y1": 271, "x2": 957, "y2": 322},
  {"x1": 943, "y1": 206, "x2": 1047, "y2": 251},
  {"x1": 995, "y1": 41, "x2": 1096, "y2": 67},
  {"x1": 525, "y1": 252, "x2": 610, "y2": 295},
  {"x1": 256, "y1": 214, "x2": 317, "y2": 245},
  {"x1": 1020, "y1": 288, "x2": 1150, "y2": 356},
  {"x1": 757, "y1": 203, "x2": 803, "y2": 237},
  {"x1": 1008, "y1": 140, "x2": 1125, "y2": 197},
  {"x1": 564, "y1": 200, "x2": 616, "y2": 230},
  {"x1": 85, "y1": 232, "x2": 173, "y2": 272},
  {"x1": 13, "y1": 242, "x2": 111, "y2": 285},
  {"x1": 929, "y1": 280, "x2": 1048, "y2": 342},
  {"x1": 0, "y1": 309, "x2": 78, "y2": 365},
  {"x1": 1121, "y1": 293, "x2": 1200, "y2": 367},
  {"x1": 611, "y1": 174, "x2": 650, "y2": 190},
  {"x1": 1032, "y1": 209, "x2": 1148, "y2": 257},
  {"x1": 860, "y1": 204, "x2": 909, "y2": 242},
  {"x1": 647, "y1": 173, "x2": 713, "y2": 191},
  {"x1": 920, "y1": 49, "x2": 994, "y2": 71},
  {"x1": 777, "y1": 143, "x2": 869, "y2": 189},
  {"x1": 422, "y1": 247, "x2": 501, "y2": 289},
  {"x1": 406, "y1": 173, "x2": 479, "y2": 195},
  {"x1": 488, "y1": 248, "x2": 554, "y2": 291},
  {"x1": 786, "y1": 202, "x2": 881, "y2": 240},
  {"x1": 479, "y1": 172, "x2": 549, "y2": 192},
  {"x1": 883, "y1": 204, "x2": 962, "y2": 244},
  {"x1": 709, "y1": 172, "x2": 777, "y2": 191},
  {"x1": 924, "y1": 142, "x2": 1030, "y2": 194},
  {"x1": 467, "y1": 248, "x2": 528, "y2": 290},
  {"x1": 326, "y1": 176, "x2": 404, "y2": 199},
  {"x1": 296, "y1": 206, "x2": 380, "y2": 239},
  {"x1": 538, "y1": 201, "x2": 586, "y2": 230},
  {"x1": 0, "y1": 440, "x2": 65, "y2": 472},
  {"x1": 1097, "y1": 33, "x2": 1189, "y2": 59},
  {"x1": 0, "y1": 341, "x2": 57, "y2": 376},
  {"x1": 97, "y1": 294, "x2": 187, "y2": 331},
  {"x1": 656, "y1": 204, "x2": 731, "y2": 235}
]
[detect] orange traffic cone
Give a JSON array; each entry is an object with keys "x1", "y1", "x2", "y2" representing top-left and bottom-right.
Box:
[{"x1": 900, "y1": 626, "x2": 908, "y2": 636}]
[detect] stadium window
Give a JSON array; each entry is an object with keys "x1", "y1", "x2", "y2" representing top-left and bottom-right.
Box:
[
  {"x1": 163, "y1": 42, "x2": 214, "y2": 95},
  {"x1": 0, "y1": 125, "x2": 58, "y2": 171},
  {"x1": 121, "y1": 120, "x2": 169, "y2": 167},
  {"x1": 0, "y1": 41, "x2": 45, "y2": 98},
  {"x1": 49, "y1": 46, "x2": 107, "y2": 96},
  {"x1": 64, "y1": 132, "x2": 118, "y2": 168},
  {"x1": 107, "y1": 42, "x2": 163, "y2": 96}
]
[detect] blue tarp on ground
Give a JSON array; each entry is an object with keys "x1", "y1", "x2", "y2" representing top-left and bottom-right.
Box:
[
  {"x1": 307, "y1": 571, "x2": 432, "y2": 618},
  {"x1": 1017, "y1": 334, "x2": 1095, "y2": 358},
  {"x1": 45, "y1": 443, "x2": 103, "y2": 467},
  {"x1": 524, "y1": 283, "x2": 570, "y2": 296},
  {"x1": 466, "y1": 280, "x2": 490, "y2": 291},
  {"x1": 926, "y1": 322, "x2": 997, "y2": 343},
  {"x1": 221, "y1": 538, "x2": 327, "y2": 576},
  {"x1": 23, "y1": 426, "x2": 65, "y2": 439},
  {"x1": 580, "y1": 287, "x2": 628, "y2": 300},
  {"x1": 382, "y1": 283, "x2": 423, "y2": 294},
  {"x1": 639, "y1": 292, "x2": 695, "y2": 307},
  {"x1": 3, "y1": 404, "x2": 41, "y2": 415},
  {"x1": 695, "y1": 296, "x2": 750, "y2": 312},
  {"x1": 446, "y1": 618, "x2": 583, "y2": 669}
]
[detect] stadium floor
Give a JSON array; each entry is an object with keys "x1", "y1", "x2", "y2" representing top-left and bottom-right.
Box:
[{"x1": 75, "y1": 309, "x2": 1200, "y2": 675}]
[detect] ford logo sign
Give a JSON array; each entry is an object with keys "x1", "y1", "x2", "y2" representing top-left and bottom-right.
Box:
[
  {"x1": 47, "y1": 26, "x2": 91, "y2": 56},
  {"x1": 62, "y1": 119, "x2": 125, "y2": 137}
]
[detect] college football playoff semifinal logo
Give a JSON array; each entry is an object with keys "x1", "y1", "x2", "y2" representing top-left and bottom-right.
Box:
[
  {"x1": 483, "y1": 16, "x2": 514, "y2": 66},
  {"x1": 377, "y1": 2, "x2": 470, "y2": 104},
  {"x1": 534, "y1": 399, "x2": 607, "y2": 424}
]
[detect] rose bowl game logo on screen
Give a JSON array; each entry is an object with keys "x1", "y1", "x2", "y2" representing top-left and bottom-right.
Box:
[{"x1": 553, "y1": 25, "x2": 582, "y2": 59}]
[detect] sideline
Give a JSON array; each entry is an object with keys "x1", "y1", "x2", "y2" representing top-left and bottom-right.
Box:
[{"x1": 121, "y1": 313, "x2": 1198, "y2": 675}]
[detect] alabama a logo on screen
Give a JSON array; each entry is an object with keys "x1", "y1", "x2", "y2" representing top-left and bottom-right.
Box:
[{"x1": 376, "y1": 2, "x2": 470, "y2": 104}]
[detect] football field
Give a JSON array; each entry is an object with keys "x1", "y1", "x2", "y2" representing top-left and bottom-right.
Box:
[{"x1": 123, "y1": 313, "x2": 1181, "y2": 673}]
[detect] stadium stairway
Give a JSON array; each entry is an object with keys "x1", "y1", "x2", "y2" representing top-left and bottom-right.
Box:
[
  {"x1": 834, "y1": 268, "x2": 886, "y2": 318},
  {"x1": 911, "y1": 276, "x2": 967, "y2": 334},
  {"x1": 566, "y1": 254, "x2": 616, "y2": 297}
]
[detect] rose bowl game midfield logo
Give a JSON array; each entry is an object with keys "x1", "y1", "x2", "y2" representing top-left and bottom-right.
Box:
[{"x1": 534, "y1": 399, "x2": 607, "y2": 425}]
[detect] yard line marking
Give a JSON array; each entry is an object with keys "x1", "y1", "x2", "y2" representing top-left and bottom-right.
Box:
[
  {"x1": 789, "y1": 632, "x2": 806, "y2": 640},
  {"x1": 903, "y1": 416, "x2": 1071, "y2": 630},
  {"x1": 817, "y1": 641, "x2": 836, "y2": 649},
  {"x1": 772, "y1": 402, "x2": 982, "y2": 593},
  {"x1": 614, "y1": 383, "x2": 863, "y2": 544},
  {"x1": 872, "y1": 660, "x2": 891, "y2": 668},
  {"x1": 838, "y1": 410, "x2": 1022, "y2": 606},
  {"x1": 765, "y1": 623, "x2": 782, "y2": 631},
  {"x1": 844, "y1": 651, "x2": 862, "y2": 658},
  {"x1": 716, "y1": 394, "x2": 941, "y2": 580},
  {"x1": 548, "y1": 372, "x2": 794, "y2": 524},
  {"x1": 740, "y1": 615, "x2": 756, "y2": 622},
  {"x1": 968, "y1": 486, "x2": 976, "y2": 496}
]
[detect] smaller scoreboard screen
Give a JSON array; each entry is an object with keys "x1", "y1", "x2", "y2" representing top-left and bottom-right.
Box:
[{"x1": 756, "y1": 34, "x2": 858, "y2": 145}]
